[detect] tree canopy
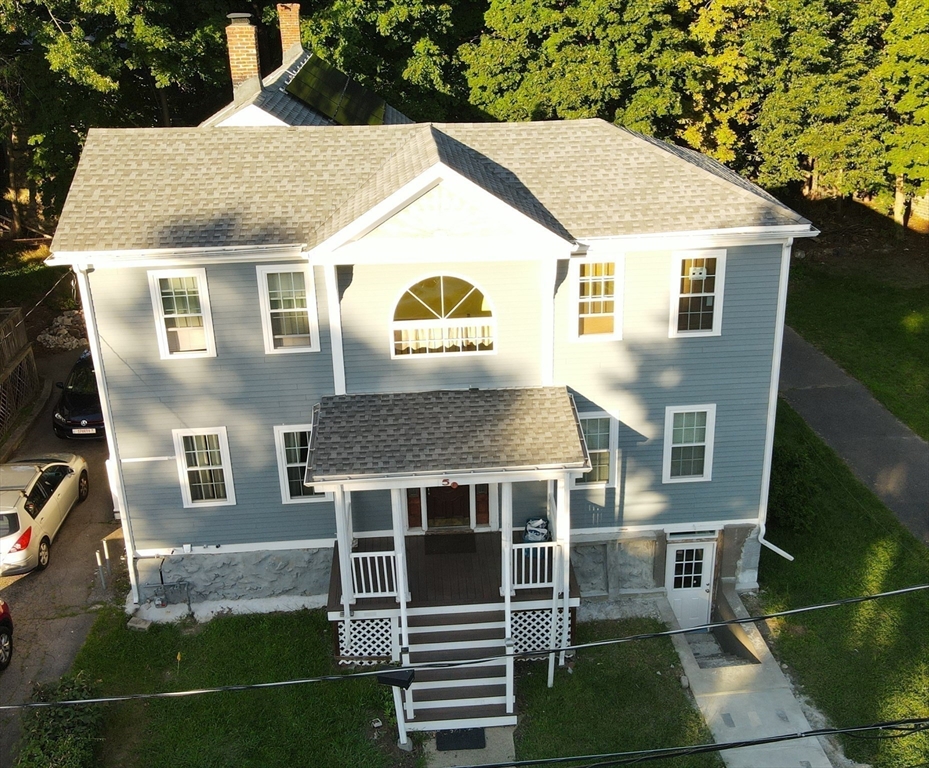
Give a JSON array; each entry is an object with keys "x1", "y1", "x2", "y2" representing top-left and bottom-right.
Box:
[{"x1": 1, "y1": 0, "x2": 926, "y2": 233}]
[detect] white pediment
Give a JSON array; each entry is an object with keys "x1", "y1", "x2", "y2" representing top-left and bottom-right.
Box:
[{"x1": 356, "y1": 178, "x2": 551, "y2": 243}]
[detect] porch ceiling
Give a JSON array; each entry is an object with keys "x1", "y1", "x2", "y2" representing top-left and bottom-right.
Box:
[{"x1": 306, "y1": 386, "x2": 589, "y2": 483}]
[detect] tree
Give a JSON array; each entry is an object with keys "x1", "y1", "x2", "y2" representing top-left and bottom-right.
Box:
[
  {"x1": 460, "y1": 0, "x2": 699, "y2": 138},
  {"x1": 876, "y1": 0, "x2": 929, "y2": 224}
]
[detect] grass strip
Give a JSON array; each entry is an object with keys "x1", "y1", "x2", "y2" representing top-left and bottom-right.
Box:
[
  {"x1": 786, "y1": 263, "x2": 929, "y2": 439},
  {"x1": 759, "y1": 400, "x2": 929, "y2": 768},
  {"x1": 515, "y1": 618, "x2": 722, "y2": 767}
]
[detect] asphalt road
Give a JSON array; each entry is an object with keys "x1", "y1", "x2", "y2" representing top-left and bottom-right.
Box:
[{"x1": 0, "y1": 350, "x2": 122, "y2": 768}]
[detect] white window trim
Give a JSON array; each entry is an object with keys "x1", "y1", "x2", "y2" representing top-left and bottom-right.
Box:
[
  {"x1": 662, "y1": 404, "x2": 717, "y2": 484},
  {"x1": 389, "y1": 273, "x2": 497, "y2": 359},
  {"x1": 172, "y1": 427, "x2": 236, "y2": 507},
  {"x1": 273, "y1": 424, "x2": 332, "y2": 504},
  {"x1": 668, "y1": 250, "x2": 726, "y2": 338},
  {"x1": 149, "y1": 268, "x2": 217, "y2": 359},
  {"x1": 571, "y1": 256, "x2": 624, "y2": 342},
  {"x1": 256, "y1": 264, "x2": 321, "y2": 355},
  {"x1": 576, "y1": 411, "x2": 618, "y2": 487}
]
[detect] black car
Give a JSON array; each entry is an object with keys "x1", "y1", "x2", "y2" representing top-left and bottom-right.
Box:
[{"x1": 53, "y1": 351, "x2": 104, "y2": 439}]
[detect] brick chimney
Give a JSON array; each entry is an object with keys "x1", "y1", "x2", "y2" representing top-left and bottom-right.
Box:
[
  {"x1": 225, "y1": 13, "x2": 261, "y2": 104},
  {"x1": 277, "y1": 4, "x2": 302, "y2": 59}
]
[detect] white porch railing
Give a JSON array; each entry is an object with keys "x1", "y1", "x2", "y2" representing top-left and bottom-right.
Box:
[
  {"x1": 512, "y1": 542, "x2": 557, "y2": 589},
  {"x1": 350, "y1": 551, "x2": 398, "y2": 598}
]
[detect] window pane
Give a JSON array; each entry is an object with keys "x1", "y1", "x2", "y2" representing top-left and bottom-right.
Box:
[
  {"x1": 160, "y1": 277, "x2": 206, "y2": 353},
  {"x1": 393, "y1": 277, "x2": 494, "y2": 354},
  {"x1": 579, "y1": 417, "x2": 610, "y2": 483},
  {"x1": 282, "y1": 430, "x2": 322, "y2": 499},
  {"x1": 578, "y1": 262, "x2": 616, "y2": 336},
  {"x1": 182, "y1": 434, "x2": 227, "y2": 501}
]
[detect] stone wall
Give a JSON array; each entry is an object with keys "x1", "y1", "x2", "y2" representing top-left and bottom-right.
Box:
[
  {"x1": 571, "y1": 535, "x2": 658, "y2": 596},
  {"x1": 136, "y1": 547, "x2": 333, "y2": 603}
]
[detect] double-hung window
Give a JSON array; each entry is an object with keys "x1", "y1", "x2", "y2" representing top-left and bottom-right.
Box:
[
  {"x1": 574, "y1": 259, "x2": 623, "y2": 340},
  {"x1": 273, "y1": 425, "x2": 330, "y2": 504},
  {"x1": 149, "y1": 269, "x2": 216, "y2": 359},
  {"x1": 670, "y1": 251, "x2": 726, "y2": 337},
  {"x1": 173, "y1": 427, "x2": 236, "y2": 507},
  {"x1": 257, "y1": 265, "x2": 320, "y2": 354},
  {"x1": 577, "y1": 414, "x2": 615, "y2": 485},
  {"x1": 663, "y1": 405, "x2": 716, "y2": 483}
]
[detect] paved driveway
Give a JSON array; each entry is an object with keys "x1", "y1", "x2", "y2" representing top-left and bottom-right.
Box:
[{"x1": 0, "y1": 351, "x2": 121, "y2": 768}]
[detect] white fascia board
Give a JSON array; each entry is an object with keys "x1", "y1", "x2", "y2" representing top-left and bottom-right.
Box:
[
  {"x1": 311, "y1": 467, "x2": 588, "y2": 492},
  {"x1": 134, "y1": 537, "x2": 336, "y2": 558},
  {"x1": 569, "y1": 518, "x2": 759, "y2": 540},
  {"x1": 48, "y1": 243, "x2": 306, "y2": 268},
  {"x1": 576, "y1": 224, "x2": 818, "y2": 254},
  {"x1": 308, "y1": 163, "x2": 574, "y2": 263},
  {"x1": 327, "y1": 233, "x2": 569, "y2": 265}
]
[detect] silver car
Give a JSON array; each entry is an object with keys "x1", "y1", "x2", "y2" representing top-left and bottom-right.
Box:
[{"x1": 0, "y1": 454, "x2": 89, "y2": 576}]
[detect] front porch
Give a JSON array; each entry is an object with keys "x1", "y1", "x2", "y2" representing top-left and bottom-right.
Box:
[
  {"x1": 327, "y1": 531, "x2": 582, "y2": 614},
  {"x1": 327, "y1": 530, "x2": 581, "y2": 732}
]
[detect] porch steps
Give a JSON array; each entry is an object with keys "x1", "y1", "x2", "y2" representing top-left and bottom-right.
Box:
[{"x1": 403, "y1": 609, "x2": 516, "y2": 731}]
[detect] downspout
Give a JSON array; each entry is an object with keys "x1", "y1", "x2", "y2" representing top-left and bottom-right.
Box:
[
  {"x1": 756, "y1": 240, "x2": 795, "y2": 562},
  {"x1": 74, "y1": 264, "x2": 144, "y2": 599}
]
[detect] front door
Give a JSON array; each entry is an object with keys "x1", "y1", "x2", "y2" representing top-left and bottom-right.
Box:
[
  {"x1": 666, "y1": 542, "x2": 716, "y2": 629},
  {"x1": 426, "y1": 485, "x2": 471, "y2": 528}
]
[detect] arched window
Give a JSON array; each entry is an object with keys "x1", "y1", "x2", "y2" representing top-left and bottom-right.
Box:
[{"x1": 392, "y1": 276, "x2": 494, "y2": 356}]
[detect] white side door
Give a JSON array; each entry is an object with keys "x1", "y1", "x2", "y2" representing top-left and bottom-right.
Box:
[{"x1": 666, "y1": 541, "x2": 716, "y2": 629}]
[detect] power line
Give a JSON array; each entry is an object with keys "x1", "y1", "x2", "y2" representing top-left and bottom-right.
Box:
[
  {"x1": 442, "y1": 718, "x2": 929, "y2": 768},
  {"x1": 0, "y1": 267, "x2": 74, "y2": 343},
  {"x1": 0, "y1": 584, "x2": 925, "y2": 712}
]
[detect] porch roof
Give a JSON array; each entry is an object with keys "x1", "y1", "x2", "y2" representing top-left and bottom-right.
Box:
[{"x1": 306, "y1": 386, "x2": 589, "y2": 483}]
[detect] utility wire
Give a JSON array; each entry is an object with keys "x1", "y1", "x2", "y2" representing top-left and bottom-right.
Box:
[
  {"x1": 0, "y1": 584, "x2": 925, "y2": 712},
  {"x1": 447, "y1": 718, "x2": 929, "y2": 768}
]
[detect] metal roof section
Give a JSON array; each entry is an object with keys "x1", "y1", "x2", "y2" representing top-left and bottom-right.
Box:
[
  {"x1": 52, "y1": 119, "x2": 815, "y2": 254},
  {"x1": 306, "y1": 387, "x2": 589, "y2": 482}
]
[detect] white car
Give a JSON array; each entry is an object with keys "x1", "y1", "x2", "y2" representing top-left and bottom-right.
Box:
[{"x1": 0, "y1": 454, "x2": 89, "y2": 576}]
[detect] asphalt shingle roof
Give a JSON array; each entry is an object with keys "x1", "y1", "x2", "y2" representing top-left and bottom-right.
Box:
[
  {"x1": 307, "y1": 387, "x2": 589, "y2": 482},
  {"x1": 52, "y1": 119, "x2": 812, "y2": 254}
]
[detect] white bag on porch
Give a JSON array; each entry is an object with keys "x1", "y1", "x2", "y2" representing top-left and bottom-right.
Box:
[{"x1": 524, "y1": 517, "x2": 551, "y2": 542}]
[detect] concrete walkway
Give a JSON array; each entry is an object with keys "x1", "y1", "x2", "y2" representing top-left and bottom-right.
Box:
[
  {"x1": 666, "y1": 589, "x2": 836, "y2": 768},
  {"x1": 779, "y1": 326, "x2": 929, "y2": 544}
]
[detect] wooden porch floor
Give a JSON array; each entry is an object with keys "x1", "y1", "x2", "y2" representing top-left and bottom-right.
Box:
[{"x1": 327, "y1": 531, "x2": 580, "y2": 613}]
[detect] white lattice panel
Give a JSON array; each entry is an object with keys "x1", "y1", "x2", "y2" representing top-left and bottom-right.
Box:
[
  {"x1": 512, "y1": 609, "x2": 571, "y2": 656},
  {"x1": 337, "y1": 618, "x2": 393, "y2": 665}
]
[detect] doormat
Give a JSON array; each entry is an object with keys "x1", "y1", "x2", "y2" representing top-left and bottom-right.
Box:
[
  {"x1": 424, "y1": 533, "x2": 476, "y2": 555},
  {"x1": 436, "y1": 728, "x2": 486, "y2": 751}
]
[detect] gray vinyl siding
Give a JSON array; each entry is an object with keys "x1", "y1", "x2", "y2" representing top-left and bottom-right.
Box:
[
  {"x1": 351, "y1": 490, "x2": 393, "y2": 532},
  {"x1": 89, "y1": 261, "x2": 338, "y2": 549},
  {"x1": 556, "y1": 244, "x2": 783, "y2": 530},
  {"x1": 340, "y1": 261, "x2": 543, "y2": 393}
]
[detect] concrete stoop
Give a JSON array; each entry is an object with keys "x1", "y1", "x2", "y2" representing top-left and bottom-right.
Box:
[{"x1": 661, "y1": 590, "x2": 835, "y2": 768}]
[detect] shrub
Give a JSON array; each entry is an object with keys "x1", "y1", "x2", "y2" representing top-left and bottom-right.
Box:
[{"x1": 16, "y1": 672, "x2": 103, "y2": 768}]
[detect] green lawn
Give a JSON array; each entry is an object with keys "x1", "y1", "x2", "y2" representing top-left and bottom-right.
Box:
[
  {"x1": 759, "y1": 401, "x2": 929, "y2": 768},
  {"x1": 67, "y1": 609, "x2": 414, "y2": 768},
  {"x1": 32, "y1": 609, "x2": 723, "y2": 767},
  {"x1": 786, "y1": 262, "x2": 929, "y2": 439},
  {"x1": 515, "y1": 619, "x2": 722, "y2": 767}
]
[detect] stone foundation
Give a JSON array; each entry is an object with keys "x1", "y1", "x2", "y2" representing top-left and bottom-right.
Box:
[
  {"x1": 571, "y1": 535, "x2": 658, "y2": 596},
  {"x1": 136, "y1": 547, "x2": 333, "y2": 603}
]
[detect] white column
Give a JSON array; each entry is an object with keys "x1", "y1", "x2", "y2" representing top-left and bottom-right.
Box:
[
  {"x1": 501, "y1": 482, "x2": 515, "y2": 713},
  {"x1": 324, "y1": 263, "x2": 346, "y2": 395},
  {"x1": 391, "y1": 488, "x2": 413, "y2": 719},
  {"x1": 333, "y1": 486, "x2": 354, "y2": 608},
  {"x1": 557, "y1": 474, "x2": 572, "y2": 666}
]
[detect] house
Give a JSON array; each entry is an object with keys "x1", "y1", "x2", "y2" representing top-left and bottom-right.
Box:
[
  {"x1": 48, "y1": 118, "x2": 817, "y2": 732},
  {"x1": 202, "y1": 4, "x2": 411, "y2": 128}
]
